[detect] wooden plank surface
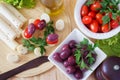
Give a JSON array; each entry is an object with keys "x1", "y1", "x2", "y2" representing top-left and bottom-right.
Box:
[{"x1": 2, "y1": 0, "x2": 96, "y2": 80}]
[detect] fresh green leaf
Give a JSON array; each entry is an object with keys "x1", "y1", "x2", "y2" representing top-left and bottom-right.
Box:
[
  {"x1": 30, "y1": 37, "x2": 37, "y2": 43},
  {"x1": 3, "y1": 0, "x2": 36, "y2": 9},
  {"x1": 112, "y1": 13, "x2": 117, "y2": 20},
  {"x1": 74, "y1": 49, "x2": 81, "y2": 64},
  {"x1": 80, "y1": 38, "x2": 89, "y2": 45},
  {"x1": 28, "y1": 45, "x2": 35, "y2": 51},
  {"x1": 88, "y1": 57, "x2": 95, "y2": 65},
  {"x1": 80, "y1": 59, "x2": 86, "y2": 69},
  {"x1": 39, "y1": 46, "x2": 46, "y2": 55},
  {"x1": 22, "y1": 39, "x2": 31, "y2": 47},
  {"x1": 102, "y1": 15, "x2": 110, "y2": 25},
  {"x1": 85, "y1": 0, "x2": 94, "y2": 6}
]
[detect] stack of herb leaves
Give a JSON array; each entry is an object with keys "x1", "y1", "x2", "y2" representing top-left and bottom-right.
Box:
[
  {"x1": 22, "y1": 21, "x2": 55, "y2": 55},
  {"x1": 74, "y1": 38, "x2": 97, "y2": 70},
  {"x1": 96, "y1": 32, "x2": 120, "y2": 57}
]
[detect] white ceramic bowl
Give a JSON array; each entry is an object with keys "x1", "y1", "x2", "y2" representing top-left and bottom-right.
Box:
[
  {"x1": 74, "y1": 0, "x2": 120, "y2": 39},
  {"x1": 48, "y1": 28, "x2": 107, "y2": 80}
]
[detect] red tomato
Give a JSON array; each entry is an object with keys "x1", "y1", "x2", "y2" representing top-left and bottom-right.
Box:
[
  {"x1": 82, "y1": 16, "x2": 92, "y2": 24},
  {"x1": 101, "y1": 24, "x2": 110, "y2": 32},
  {"x1": 24, "y1": 28, "x2": 32, "y2": 38},
  {"x1": 117, "y1": 16, "x2": 120, "y2": 22},
  {"x1": 108, "y1": 12, "x2": 112, "y2": 19},
  {"x1": 81, "y1": 5, "x2": 89, "y2": 16},
  {"x1": 34, "y1": 19, "x2": 41, "y2": 29},
  {"x1": 89, "y1": 20, "x2": 99, "y2": 33},
  {"x1": 110, "y1": 20, "x2": 119, "y2": 29},
  {"x1": 46, "y1": 39, "x2": 58, "y2": 44},
  {"x1": 90, "y1": 2, "x2": 102, "y2": 12},
  {"x1": 96, "y1": 13, "x2": 103, "y2": 24},
  {"x1": 88, "y1": 11, "x2": 96, "y2": 18}
]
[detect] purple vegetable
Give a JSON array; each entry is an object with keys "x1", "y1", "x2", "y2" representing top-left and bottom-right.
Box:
[
  {"x1": 38, "y1": 20, "x2": 46, "y2": 30},
  {"x1": 47, "y1": 34, "x2": 58, "y2": 42},
  {"x1": 74, "y1": 70, "x2": 83, "y2": 79},
  {"x1": 60, "y1": 49, "x2": 71, "y2": 60},
  {"x1": 68, "y1": 40, "x2": 77, "y2": 49},
  {"x1": 28, "y1": 23, "x2": 36, "y2": 35},
  {"x1": 62, "y1": 44, "x2": 70, "y2": 51},
  {"x1": 53, "y1": 52, "x2": 63, "y2": 62},
  {"x1": 63, "y1": 60, "x2": 71, "y2": 67},
  {"x1": 68, "y1": 55, "x2": 76, "y2": 66},
  {"x1": 66, "y1": 66, "x2": 76, "y2": 74}
]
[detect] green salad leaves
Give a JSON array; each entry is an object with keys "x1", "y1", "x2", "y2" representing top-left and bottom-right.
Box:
[
  {"x1": 96, "y1": 33, "x2": 120, "y2": 57},
  {"x1": 3, "y1": 0, "x2": 36, "y2": 8}
]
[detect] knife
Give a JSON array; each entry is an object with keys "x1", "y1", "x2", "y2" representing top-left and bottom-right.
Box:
[{"x1": 0, "y1": 56, "x2": 49, "y2": 80}]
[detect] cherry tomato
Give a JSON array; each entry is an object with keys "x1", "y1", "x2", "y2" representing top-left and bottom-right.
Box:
[
  {"x1": 90, "y1": 2, "x2": 102, "y2": 12},
  {"x1": 24, "y1": 28, "x2": 32, "y2": 39},
  {"x1": 110, "y1": 20, "x2": 119, "y2": 29},
  {"x1": 88, "y1": 11, "x2": 96, "y2": 18},
  {"x1": 46, "y1": 39, "x2": 58, "y2": 44},
  {"x1": 81, "y1": 5, "x2": 89, "y2": 16},
  {"x1": 117, "y1": 16, "x2": 120, "y2": 22},
  {"x1": 101, "y1": 24, "x2": 110, "y2": 32},
  {"x1": 108, "y1": 12, "x2": 112, "y2": 19},
  {"x1": 82, "y1": 16, "x2": 92, "y2": 24},
  {"x1": 34, "y1": 19, "x2": 41, "y2": 29},
  {"x1": 96, "y1": 13, "x2": 103, "y2": 24},
  {"x1": 89, "y1": 20, "x2": 99, "y2": 33}
]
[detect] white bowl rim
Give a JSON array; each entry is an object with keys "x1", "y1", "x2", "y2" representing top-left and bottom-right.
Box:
[{"x1": 74, "y1": 0, "x2": 120, "y2": 39}]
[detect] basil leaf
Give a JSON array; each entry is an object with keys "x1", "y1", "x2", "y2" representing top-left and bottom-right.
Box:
[{"x1": 102, "y1": 15, "x2": 110, "y2": 25}]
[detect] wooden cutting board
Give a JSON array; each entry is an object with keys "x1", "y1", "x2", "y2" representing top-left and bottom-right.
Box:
[{"x1": 0, "y1": 0, "x2": 72, "y2": 78}]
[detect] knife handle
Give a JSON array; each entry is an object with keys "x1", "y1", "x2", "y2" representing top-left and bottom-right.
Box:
[{"x1": 0, "y1": 56, "x2": 49, "y2": 80}]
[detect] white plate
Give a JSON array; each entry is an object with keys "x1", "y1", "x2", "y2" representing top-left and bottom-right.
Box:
[
  {"x1": 74, "y1": 0, "x2": 120, "y2": 39},
  {"x1": 48, "y1": 28, "x2": 107, "y2": 80}
]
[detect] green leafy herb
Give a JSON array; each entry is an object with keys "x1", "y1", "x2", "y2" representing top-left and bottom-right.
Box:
[
  {"x1": 44, "y1": 21, "x2": 54, "y2": 39},
  {"x1": 74, "y1": 38, "x2": 97, "y2": 70},
  {"x1": 85, "y1": 0, "x2": 94, "y2": 6},
  {"x1": 74, "y1": 49, "x2": 81, "y2": 65},
  {"x1": 3, "y1": 0, "x2": 36, "y2": 8},
  {"x1": 102, "y1": 15, "x2": 110, "y2": 25}
]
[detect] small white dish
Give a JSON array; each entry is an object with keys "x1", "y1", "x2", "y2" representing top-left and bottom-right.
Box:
[
  {"x1": 74, "y1": 0, "x2": 120, "y2": 39},
  {"x1": 48, "y1": 28, "x2": 107, "y2": 80}
]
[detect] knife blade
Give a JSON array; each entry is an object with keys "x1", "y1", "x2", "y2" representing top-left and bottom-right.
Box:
[{"x1": 0, "y1": 56, "x2": 49, "y2": 80}]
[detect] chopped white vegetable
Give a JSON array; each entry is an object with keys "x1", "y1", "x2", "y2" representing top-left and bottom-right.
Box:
[
  {"x1": 34, "y1": 47, "x2": 42, "y2": 56},
  {"x1": 17, "y1": 45, "x2": 28, "y2": 55},
  {"x1": 0, "y1": 30, "x2": 19, "y2": 50},
  {"x1": 0, "y1": 18, "x2": 17, "y2": 40},
  {"x1": 2, "y1": 3, "x2": 27, "y2": 23},
  {"x1": 7, "y1": 53, "x2": 19, "y2": 63},
  {"x1": 40, "y1": 13, "x2": 50, "y2": 23},
  {"x1": 0, "y1": 3, "x2": 23, "y2": 29},
  {"x1": 28, "y1": 19, "x2": 35, "y2": 24},
  {"x1": 55, "y1": 19, "x2": 64, "y2": 31}
]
